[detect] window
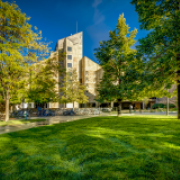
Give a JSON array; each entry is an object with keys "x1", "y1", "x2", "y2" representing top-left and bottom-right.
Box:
[
  {"x1": 86, "y1": 77, "x2": 88, "y2": 81},
  {"x1": 67, "y1": 47, "x2": 72, "y2": 52},
  {"x1": 67, "y1": 55, "x2": 72, "y2": 60},
  {"x1": 67, "y1": 63, "x2": 72, "y2": 68},
  {"x1": 85, "y1": 71, "x2": 88, "y2": 76}
]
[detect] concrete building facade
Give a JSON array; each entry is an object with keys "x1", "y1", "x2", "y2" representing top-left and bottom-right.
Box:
[
  {"x1": 37, "y1": 32, "x2": 102, "y2": 109},
  {"x1": 24, "y1": 32, "x2": 176, "y2": 110}
]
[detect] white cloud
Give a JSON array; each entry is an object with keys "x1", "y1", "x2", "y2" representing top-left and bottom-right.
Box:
[
  {"x1": 87, "y1": 0, "x2": 110, "y2": 56},
  {"x1": 92, "y1": 0, "x2": 102, "y2": 8},
  {"x1": 94, "y1": 8, "x2": 105, "y2": 25}
]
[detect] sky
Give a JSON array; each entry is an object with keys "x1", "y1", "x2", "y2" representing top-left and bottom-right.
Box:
[{"x1": 6, "y1": 0, "x2": 148, "y2": 63}]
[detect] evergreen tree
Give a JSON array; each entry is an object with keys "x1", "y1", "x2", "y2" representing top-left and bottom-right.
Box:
[
  {"x1": 131, "y1": 0, "x2": 180, "y2": 118},
  {"x1": 94, "y1": 14, "x2": 144, "y2": 116},
  {"x1": 0, "y1": 0, "x2": 49, "y2": 121}
]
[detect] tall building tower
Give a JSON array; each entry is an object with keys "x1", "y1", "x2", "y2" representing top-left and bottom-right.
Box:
[
  {"x1": 55, "y1": 32, "x2": 82, "y2": 79},
  {"x1": 54, "y1": 32, "x2": 83, "y2": 108}
]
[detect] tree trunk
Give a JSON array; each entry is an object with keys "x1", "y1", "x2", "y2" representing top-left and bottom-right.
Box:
[
  {"x1": 143, "y1": 99, "x2": 145, "y2": 109},
  {"x1": 5, "y1": 98, "x2": 10, "y2": 122},
  {"x1": 166, "y1": 97, "x2": 169, "y2": 116},
  {"x1": 117, "y1": 99, "x2": 122, "y2": 117},
  {"x1": 178, "y1": 81, "x2": 180, "y2": 119},
  {"x1": 99, "y1": 103, "x2": 100, "y2": 116}
]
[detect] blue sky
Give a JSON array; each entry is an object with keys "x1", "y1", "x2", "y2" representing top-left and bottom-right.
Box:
[{"x1": 6, "y1": 0, "x2": 148, "y2": 63}]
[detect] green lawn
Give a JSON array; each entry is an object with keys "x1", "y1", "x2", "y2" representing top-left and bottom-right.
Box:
[
  {"x1": 0, "y1": 119, "x2": 46, "y2": 127},
  {"x1": 0, "y1": 115, "x2": 180, "y2": 179}
]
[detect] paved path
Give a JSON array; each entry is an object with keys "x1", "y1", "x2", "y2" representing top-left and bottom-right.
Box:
[
  {"x1": 108, "y1": 112, "x2": 177, "y2": 116},
  {"x1": 0, "y1": 115, "x2": 97, "y2": 135},
  {"x1": 0, "y1": 112, "x2": 177, "y2": 135}
]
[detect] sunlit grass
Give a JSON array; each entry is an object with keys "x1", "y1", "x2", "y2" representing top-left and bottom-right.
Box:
[
  {"x1": 0, "y1": 119, "x2": 46, "y2": 127},
  {"x1": 0, "y1": 115, "x2": 180, "y2": 179}
]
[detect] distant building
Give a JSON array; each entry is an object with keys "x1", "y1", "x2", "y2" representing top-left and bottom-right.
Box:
[
  {"x1": 23, "y1": 32, "x2": 176, "y2": 109},
  {"x1": 155, "y1": 84, "x2": 177, "y2": 106}
]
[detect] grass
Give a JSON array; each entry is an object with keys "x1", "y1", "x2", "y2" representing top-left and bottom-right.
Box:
[
  {"x1": 0, "y1": 115, "x2": 180, "y2": 179},
  {"x1": 0, "y1": 119, "x2": 46, "y2": 127}
]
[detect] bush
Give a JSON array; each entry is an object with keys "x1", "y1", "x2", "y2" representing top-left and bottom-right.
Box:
[
  {"x1": 170, "y1": 108, "x2": 177, "y2": 111},
  {"x1": 152, "y1": 103, "x2": 165, "y2": 109},
  {"x1": 152, "y1": 103, "x2": 176, "y2": 109},
  {"x1": 164, "y1": 104, "x2": 176, "y2": 109}
]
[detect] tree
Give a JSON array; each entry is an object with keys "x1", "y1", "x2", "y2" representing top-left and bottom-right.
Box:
[
  {"x1": 60, "y1": 69, "x2": 88, "y2": 110},
  {"x1": 0, "y1": 0, "x2": 49, "y2": 121},
  {"x1": 96, "y1": 71, "x2": 116, "y2": 107},
  {"x1": 77, "y1": 84, "x2": 89, "y2": 107},
  {"x1": 59, "y1": 72, "x2": 71, "y2": 108},
  {"x1": 131, "y1": 0, "x2": 180, "y2": 118},
  {"x1": 26, "y1": 51, "x2": 66, "y2": 107},
  {"x1": 94, "y1": 14, "x2": 144, "y2": 116}
]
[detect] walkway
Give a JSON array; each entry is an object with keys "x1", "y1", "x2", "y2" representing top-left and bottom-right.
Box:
[
  {"x1": 0, "y1": 115, "x2": 96, "y2": 135},
  {"x1": 0, "y1": 112, "x2": 177, "y2": 135}
]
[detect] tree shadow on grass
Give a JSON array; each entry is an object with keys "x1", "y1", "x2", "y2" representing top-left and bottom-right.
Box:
[{"x1": 0, "y1": 116, "x2": 180, "y2": 179}]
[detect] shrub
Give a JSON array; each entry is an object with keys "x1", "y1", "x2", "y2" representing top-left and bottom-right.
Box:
[
  {"x1": 152, "y1": 103, "x2": 165, "y2": 109},
  {"x1": 171, "y1": 108, "x2": 177, "y2": 111},
  {"x1": 152, "y1": 103, "x2": 176, "y2": 109},
  {"x1": 164, "y1": 104, "x2": 176, "y2": 109}
]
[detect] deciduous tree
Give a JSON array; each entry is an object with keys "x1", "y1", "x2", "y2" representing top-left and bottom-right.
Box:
[
  {"x1": 26, "y1": 51, "x2": 66, "y2": 108},
  {"x1": 60, "y1": 70, "x2": 88, "y2": 110},
  {"x1": 94, "y1": 14, "x2": 144, "y2": 116},
  {"x1": 0, "y1": 0, "x2": 49, "y2": 121},
  {"x1": 131, "y1": 0, "x2": 180, "y2": 118}
]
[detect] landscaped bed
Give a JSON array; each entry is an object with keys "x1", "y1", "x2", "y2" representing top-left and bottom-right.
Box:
[
  {"x1": 0, "y1": 115, "x2": 180, "y2": 179},
  {"x1": 0, "y1": 119, "x2": 46, "y2": 127}
]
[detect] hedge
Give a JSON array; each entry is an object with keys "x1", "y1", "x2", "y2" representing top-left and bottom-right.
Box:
[{"x1": 152, "y1": 103, "x2": 176, "y2": 109}]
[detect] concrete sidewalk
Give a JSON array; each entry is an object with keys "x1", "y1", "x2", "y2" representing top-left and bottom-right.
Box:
[
  {"x1": 0, "y1": 112, "x2": 177, "y2": 135},
  {"x1": 0, "y1": 115, "x2": 97, "y2": 135}
]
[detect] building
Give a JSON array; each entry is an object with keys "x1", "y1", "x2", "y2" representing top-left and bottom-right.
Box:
[
  {"x1": 23, "y1": 32, "x2": 177, "y2": 110},
  {"x1": 22, "y1": 32, "x2": 102, "y2": 109}
]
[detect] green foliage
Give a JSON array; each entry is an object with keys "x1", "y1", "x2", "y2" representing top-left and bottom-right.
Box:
[
  {"x1": 131, "y1": 0, "x2": 180, "y2": 117},
  {"x1": 26, "y1": 51, "x2": 66, "y2": 105},
  {"x1": 152, "y1": 103, "x2": 166, "y2": 109},
  {"x1": 77, "y1": 84, "x2": 89, "y2": 105},
  {"x1": 94, "y1": 14, "x2": 145, "y2": 115},
  {"x1": 152, "y1": 103, "x2": 176, "y2": 109},
  {"x1": 0, "y1": 0, "x2": 50, "y2": 121},
  {"x1": 166, "y1": 104, "x2": 176, "y2": 109},
  {"x1": 171, "y1": 108, "x2": 178, "y2": 111},
  {"x1": 60, "y1": 70, "x2": 88, "y2": 108}
]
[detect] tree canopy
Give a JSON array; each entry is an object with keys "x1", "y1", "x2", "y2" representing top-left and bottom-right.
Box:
[
  {"x1": 60, "y1": 69, "x2": 88, "y2": 109},
  {"x1": 131, "y1": 0, "x2": 180, "y2": 118},
  {"x1": 0, "y1": 0, "x2": 49, "y2": 121},
  {"x1": 94, "y1": 14, "x2": 144, "y2": 116}
]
